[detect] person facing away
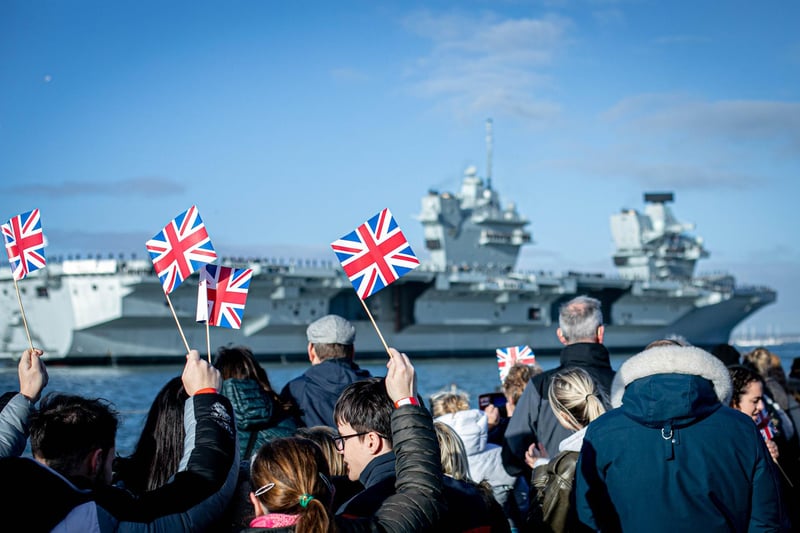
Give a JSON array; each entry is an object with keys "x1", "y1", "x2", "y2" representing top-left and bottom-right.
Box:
[
  {"x1": 112, "y1": 375, "x2": 189, "y2": 493},
  {"x1": 280, "y1": 314, "x2": 372, "y2": 428},
  {"x1": 334, "y1": 369, "x2": 507, "y2": 532},
  {"x1": 574, "y1": 343, "x2": 789, "y2": 532},
  {"x1": 431, "y1": 391, "x2": 517, "y2": 517},
  {"x1": 502, "y1": 295, "x2": 615, "y2": 479},
  {"x1": 526, "y1": 367, "x2": 607, "y2": 533},
  {"x1": 214, "y1": 345, "x2": 300, "y2": 459},
  {"x1": 0, "y1": 349, "x2": 240, "y2": 532},
  {"x1": 242, "y1": 350, "x2": 444, "y2": 532},
  {"x1": 0, "y1": 348, "x2": 48, "y2": 458},
  {"x1": 486, "y1": 362, "x2": 540, "y2": 446},
  {"x1": 434, "y1": 421, "x2": 513, "y2": 533}
]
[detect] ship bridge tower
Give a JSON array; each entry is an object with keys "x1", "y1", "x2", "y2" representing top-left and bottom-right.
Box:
[
  {"x1": 418, "y1": 120, "x2": 532, "y2": 273},
  {"x1": 610, "y1": 192, "x2": 709, "y2": 281}
]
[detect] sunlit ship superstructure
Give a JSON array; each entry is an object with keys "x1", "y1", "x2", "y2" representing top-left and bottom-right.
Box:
[{"x1": 0, "y1": 125, "x2": 776, "y2": 364}]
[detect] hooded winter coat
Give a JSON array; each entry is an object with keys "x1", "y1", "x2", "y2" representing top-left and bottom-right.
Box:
[{"x1": 575, "y1": 345, "x2": 789, "y2": 532}]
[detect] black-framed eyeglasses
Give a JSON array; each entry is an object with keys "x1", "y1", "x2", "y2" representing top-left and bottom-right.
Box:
[{"x1": 333, "y1": 431, "x2": 386, "y2": 451}]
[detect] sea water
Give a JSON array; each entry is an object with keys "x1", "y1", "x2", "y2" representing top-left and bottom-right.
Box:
[{"x1": 1, "y1": 344, "x2": 797, "y2": 456}]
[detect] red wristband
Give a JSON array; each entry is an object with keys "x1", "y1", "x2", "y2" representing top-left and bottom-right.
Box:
[
  {"x1": 194, "y1": 387, "x2": 218, "y2": 395},
  {"x1": 394, "y1": 397, "x2": 420, "y2": 408}
]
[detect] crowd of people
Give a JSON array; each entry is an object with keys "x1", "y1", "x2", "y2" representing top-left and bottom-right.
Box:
[{"x1": 1, "y1": 297, "x2": 798, "y2": 532}]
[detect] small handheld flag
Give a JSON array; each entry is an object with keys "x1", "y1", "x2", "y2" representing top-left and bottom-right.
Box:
[
  {"x1": 755, "y1": 408, "x2": 777, "y2": 442},
  {"x1": 196, "y1": 264, "x2": 253, "y2": 329},
  {"x1": 2, "y1": 209, "x2": 46, "y2": 281},
  {"x1": 496, "y1": 345, "x2": 536, "y2": 382},
  {"x1": 331, "y1": 208, "x2": 419, "y2": 300},
  {"x1": 146, "y1": 205, "x2": 217, "y2": 294}
]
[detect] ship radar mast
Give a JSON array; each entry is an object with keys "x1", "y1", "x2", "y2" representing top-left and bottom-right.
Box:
[
  {"x1": 418, "y1": 120, "x2": 531, "y2": 272},
  {"x1": 486, "y1": 118, "x2": 493, "y2": 190},
  {"x1": 610, "y1": 192, "x2": 709, "y2": 280}
]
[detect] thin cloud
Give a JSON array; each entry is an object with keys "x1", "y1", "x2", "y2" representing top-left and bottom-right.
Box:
[
  {"x1": 652, "y1": 34, "x2": 711, "y2": 46},
  {"x1": 4, "y1": 177, "x2": 185, "y2": 197},
  {"x1": 604, "y1": 95, "x2": 800, "y2": 146},
  {"x1": 401, "y1": 10, "x2": 571, "y2": 122}
]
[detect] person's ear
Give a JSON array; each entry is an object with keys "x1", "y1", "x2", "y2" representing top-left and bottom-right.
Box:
[
  {"x1": 556, "y1": 328, "x2": 568, "y2": 346},
  {"x1": 89, "y1": 448, "x2": 104, "y2": 477},
  {"x1": 308, "y1": 343, "x2": 318, "y2": 364},
  {"x1": 367, "y1": 431, "x2": 385, "y2": 455},
  {"x1": 596, "y1": 325, "x2": 605, "y2": 343}
]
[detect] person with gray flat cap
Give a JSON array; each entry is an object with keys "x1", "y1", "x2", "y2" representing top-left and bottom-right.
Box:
[{"x1": 279, "y1": 314, "x2": 372, "y2": 428}]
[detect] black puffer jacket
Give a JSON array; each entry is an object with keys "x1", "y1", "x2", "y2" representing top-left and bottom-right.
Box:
[{"x1": 242, "y1": 404, "x2": 443, "y2": 532}]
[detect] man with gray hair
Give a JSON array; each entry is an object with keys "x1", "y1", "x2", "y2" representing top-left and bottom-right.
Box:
[
  {"x1": 501, "y1": 295, "x2": 615, "y2": 479},
  {"x1": 280, "y1": 314, "x2": 372, "y2": 428}
]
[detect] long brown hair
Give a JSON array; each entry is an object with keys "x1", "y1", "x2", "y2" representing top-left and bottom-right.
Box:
[
  {"x1": 214, "y1": 345, "x2": 296, "y2": 415},
  {"x1": 250, "y1": 437, "x2": 334, "y2": 533}
]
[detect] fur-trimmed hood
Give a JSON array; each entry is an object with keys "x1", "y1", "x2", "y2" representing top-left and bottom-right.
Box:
[{"x1": 611, "y1": 345, "x2": 732, "y2": 408}]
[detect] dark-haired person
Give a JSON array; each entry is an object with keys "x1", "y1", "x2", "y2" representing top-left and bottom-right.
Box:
[
  {"x1": 0, "y1": 349, "x2": 239, "y2": 532},
  {"x1": 334, "y1": 373, "x2": 509, "y2": 532},
  {"x1": 280, "y1": 314, "x2": 372, "y2": 428},
  {"x1": 214, "y1": 345, "x2": 300, "y2": 459},
  {"x1": 243, "y1": 349, "x2": 444, "y2": 532}
]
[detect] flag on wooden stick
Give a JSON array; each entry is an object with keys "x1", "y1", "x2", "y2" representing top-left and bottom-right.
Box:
[
  {"x1": 496, "y1": 345, "x2": 536, "y2": 382},
  {"x1": 2, "y1": 209, "x2": 46, "y2": 280}
]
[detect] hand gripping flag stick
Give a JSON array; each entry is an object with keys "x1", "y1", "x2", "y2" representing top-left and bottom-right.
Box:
[
  {"x1": 2, "y1": 209, "x2": 48, "y2": 352},
  {"x1": 331, "y1": 208, "x2": 420, "y2": 358},
  {"x1": 146, "y1": 206, "x2": 217, "y2": 356}
]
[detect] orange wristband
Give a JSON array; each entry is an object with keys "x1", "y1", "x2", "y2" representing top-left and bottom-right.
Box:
[
  {"x1": 194, "y1": 387, "x2": 218, "y2": 395},
  {"x1": 394, "y1": 397, "x2": 420, "y2": 408}
]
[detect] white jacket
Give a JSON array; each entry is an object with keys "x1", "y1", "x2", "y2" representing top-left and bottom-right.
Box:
[{"x1": 436, "y1": 409, "x2": 517, "y2": 489}]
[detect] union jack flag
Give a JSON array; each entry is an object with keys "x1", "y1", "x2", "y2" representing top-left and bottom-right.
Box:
[
  {"x1": 2, "y1": 209, "x2": 47, "y2": 281},
  {"x1": 146, "y1": 206, "x2": 217, "y2": 294},
  {"x1": 331, "y1": 208, "x2": 420, "y2": 300},
  {"x1": 755, "y1": 408, "x2": 777, "y2": 442},
  {"x1": 196, "y1": 264, "x2": 253, "y2": 329},
  {"x1": 496, "y1": 345, "x2": 536, "y2": 382}
]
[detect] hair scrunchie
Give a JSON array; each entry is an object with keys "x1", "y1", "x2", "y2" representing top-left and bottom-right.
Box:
[
  {"x1": 584, "y1": 393, "x2": 594, "y2": 402},
  {"x1": 299, "y1": 494, "x2": 315, "y2": 508}
]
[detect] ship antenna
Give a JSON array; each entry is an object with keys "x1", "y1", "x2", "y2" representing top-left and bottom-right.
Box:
[{"x1": 485, "y1": 118, "x2": 493, "y2": 189}]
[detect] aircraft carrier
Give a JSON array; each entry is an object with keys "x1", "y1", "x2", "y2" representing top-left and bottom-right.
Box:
[{"x1": 0, "y1": 139, "x2": 776, "y2": 365}]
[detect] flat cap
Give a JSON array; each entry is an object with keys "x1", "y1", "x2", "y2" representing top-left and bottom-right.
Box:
[{"x1": 306, "y1": 314, "x2": 356, "y2": 345}]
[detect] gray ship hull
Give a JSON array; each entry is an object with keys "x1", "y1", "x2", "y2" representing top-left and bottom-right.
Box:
[{"x1": 0, "y1": 260, "x2": 775, "y2": 365}]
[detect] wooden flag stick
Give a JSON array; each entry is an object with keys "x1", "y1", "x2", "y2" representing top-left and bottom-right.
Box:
[
  {"x1": 206, "y1": 320, "x2": 211, "y2": 364},
  {"x1": 12, "y1": 278, "x2": 34, "y2": 352},
  {"x1": 164, "y1": 292, "x2": 191, "y2": 354},
  {"x1": 358, "y1": 297, "x2": 392, "y2": 358}
]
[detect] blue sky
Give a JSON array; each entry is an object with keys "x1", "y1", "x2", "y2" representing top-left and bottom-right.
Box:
[{"x1": 2, "y1": 0, "x2": 798, "y2": 337}]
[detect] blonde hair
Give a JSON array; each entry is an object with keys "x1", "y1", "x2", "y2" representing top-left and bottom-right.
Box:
[
  {"x1": 249, "y1": 437, "x2": 333, "y2": 533},
  {"x1": 295, "y1": 425, "x2": 347, "y2": 477},
  {"x1": 434, "y1": 421, "x2": 472, "y2": 481},
  {"x1": 548, "y1": 367, "x2": 607, "y2": 430},
  {"x1": 430, "y1": 392, "x2": 470, "y2": 418}
]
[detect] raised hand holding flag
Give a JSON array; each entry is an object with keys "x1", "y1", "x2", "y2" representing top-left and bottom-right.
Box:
[
  {"x1": 2, "y1": 208, "x2": 47, "y2": 351},
  {"x1": 496, "y1": 345, "x2": 536, "y2": 382},
  {"x1": 331, "y1": 208, "x2": 420, "y2": 357}
]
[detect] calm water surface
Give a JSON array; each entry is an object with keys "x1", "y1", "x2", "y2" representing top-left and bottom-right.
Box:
[{"x1": 1, "y1": 344, "x2": 797, "y2": 456}]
